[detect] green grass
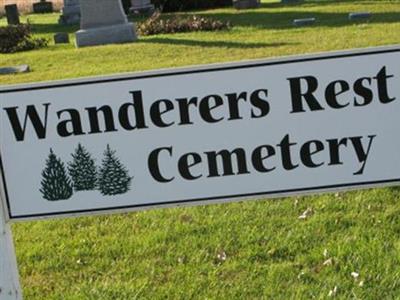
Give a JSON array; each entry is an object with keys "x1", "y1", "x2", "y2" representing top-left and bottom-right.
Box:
[
  {"x1": 1, "y1": 0, "x2": 400, "y2": 85},
  {"x1": 13, "y1": 189, "x2": 400, "y2": 299},
  {"x1": 1, "y1": 0, "x2": 400, "y2": 298}
]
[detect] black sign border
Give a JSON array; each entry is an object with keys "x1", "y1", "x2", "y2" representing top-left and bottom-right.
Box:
[{"x1": 1, "y1": 47, "x2": 399, "y2": 220}]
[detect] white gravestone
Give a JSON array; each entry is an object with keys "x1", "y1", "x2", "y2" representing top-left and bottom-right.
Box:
[
  {"x1": 75, "y1": 0, "x2": 137, "y2": 47},
  {"x1": 58, "y1": 0, "x2": 80, "y2": 25}
]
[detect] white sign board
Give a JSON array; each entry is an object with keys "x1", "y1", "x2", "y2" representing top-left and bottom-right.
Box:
[{"x1": 1, "y1": 46, "x2": 399, "y2": 221}]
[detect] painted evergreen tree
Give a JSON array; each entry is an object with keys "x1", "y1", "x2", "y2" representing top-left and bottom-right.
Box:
[
  {"x1": 98, "y1": 145, "x2": 132, "y2": 196},
  {"x1": 68, "y1": 143, "x2": 97, "y2": 191},
  {"x1": 40, "y1": 149, "x2": 73, "y2": 201}
]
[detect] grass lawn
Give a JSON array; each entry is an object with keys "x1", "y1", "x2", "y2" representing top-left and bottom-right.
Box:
[{"x1": 1, "y1": 0, "x2": 400, "y2": 298}]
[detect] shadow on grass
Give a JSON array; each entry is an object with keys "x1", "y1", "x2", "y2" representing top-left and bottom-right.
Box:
[
  {"x1": 203, "y1": 11, "x2": 400, "y2": 30},
  {"x1": 140, "y1": 37, "x2": 293, "y2": 48},
  {"x1": 26, "y1": 15, "x2": 143, "y2": 35},
  {"x1": 25, "y1": 9, "x2": 400, "y2": 34},
  {"x1": 29, "y1": 23, "x2": 79, "y2": 35},
  {"x1": 259, "y1": 0, "x2": 396, "y2": 9}
]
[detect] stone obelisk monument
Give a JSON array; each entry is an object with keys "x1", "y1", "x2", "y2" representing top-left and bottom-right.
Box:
[{"x1": 75, "y1": 0, "x2": 137, "y2": 47}]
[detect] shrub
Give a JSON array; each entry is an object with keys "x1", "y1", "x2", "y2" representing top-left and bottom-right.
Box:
[
  {"x1": 0, "y1": 24, "x2": 48, "y2": 54},
  {"x1": 152, "y1": 0, "x2": 233, "y2": 12},
  {"x1": 138, "y1": 12, "x2": 231, "y2": 35}
]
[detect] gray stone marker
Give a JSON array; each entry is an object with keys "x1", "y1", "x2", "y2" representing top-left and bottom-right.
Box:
[
  {"x1": 58, "y1": 0, "x2": 81, "y2": 25},
  {"x1": 0, "y1": 65, "x2": 30, "y2": 75},
  {"x1": 349, "y1": 12, "x2": 371, "y2": 20},
  {"x1": 293, "y1": 18, "x2": 316, "y2": 26},
  {"x1": 233, "y1": 0, "x2": 260, "y2": 9},
  {"x1": 130, "y1": 0, "x2": 155, "y2": 15},
  {"x1": 75, "y1": 0, "x2": 137, "y2": 48},
  {"x1": 281, "y1": 0, "x2": 302, "y2": 4},
  {"x1": 5, "y1": 4, "x2": 20, "y2": 25},
  {"x1": 54, "y1": 32, "x2": 70, "y2": 44},
  {"x1": 33, "y1": 0, "x2": 53, "y2": 13}
]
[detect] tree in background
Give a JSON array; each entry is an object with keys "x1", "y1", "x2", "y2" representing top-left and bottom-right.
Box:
[
  {"x1": 40, "y1": 149, "x2": 73, "y2": 201},
  {"x1": 68, "y1": 143, "x2": 97, "y2": 191},
  {"x1": 98, "y1": 145, "x2": 132, "y2": 196}
]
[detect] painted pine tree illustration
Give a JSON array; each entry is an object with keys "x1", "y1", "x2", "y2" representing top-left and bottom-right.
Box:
[
  {"x1": 68, "y1": 143, "x2": 97, "y2": 191},
  {"x1": 40, "y1": 149, "x2": 73, "y2": 201},
  {"x1": 98, "y1": 145, "x2": 132, "y2": 196}
]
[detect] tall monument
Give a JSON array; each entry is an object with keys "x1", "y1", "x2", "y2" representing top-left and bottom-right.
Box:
[{"x1": 75, "y1": 0, "x2": 137, "y2": 47}]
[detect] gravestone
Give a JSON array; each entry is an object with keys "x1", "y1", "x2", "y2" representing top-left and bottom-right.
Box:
[
  {"x1": 0, "y1": 65, "x2": 30, "y2": 75},
  {"x1": 58, "y1": 0, "x2": 81, "y2": 25},
  {"x1": 293, "y1": 18, "x2": 316, "y2": 26},
  {"x1": 75, "y1": 0, "x2": 137, "y2": 47},
  {"x1": 33, "y1": 0, "x2": 53, "y2": 13},
  {"x1": 54, "y1": 32, "x2": 70, "y2": 44},
  {"x1": 130, "y1": 0, "x2": 155, "y2": 15},
  {"x1": 5, "y1": 4, "x2": 20, "y2": 25},
  {"x1": 349, "y1": 12, "x2": 371, "y2": 20},
  {"x1": 233, "y1": 0, "x2": 260, "y2": 9}
]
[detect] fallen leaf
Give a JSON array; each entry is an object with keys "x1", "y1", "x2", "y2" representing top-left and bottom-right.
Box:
[
  {"x1": 328, "y1": 286, "x2": 337, "y2": 297},
  {"x1": 323, "y1": 249, "x2": 328, "y2": 257},
  {"x1": 297, "y1": 271, "x2": 305, "y2": 279},
  {"x1": 180, "y1": 214, "x2": 192, "y2": 223},
  {"x1": 298, "y1": 208, "x2": 313, "y2": 219},
  {"x1": 178, "y1": 256, "x2": 186, "y2": 264},
  {"x1": 217, "y1": 251, "x2": 227, "y2": 262}
]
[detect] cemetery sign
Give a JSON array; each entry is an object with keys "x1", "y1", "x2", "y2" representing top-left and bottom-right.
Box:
[{"x1": 1, "y1": 45, "x2": 399, "y2": 221}]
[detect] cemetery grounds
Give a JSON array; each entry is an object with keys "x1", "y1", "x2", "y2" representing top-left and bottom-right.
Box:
[{"x1": 1, "y1": 0, "x2": 400, "y2": 298}]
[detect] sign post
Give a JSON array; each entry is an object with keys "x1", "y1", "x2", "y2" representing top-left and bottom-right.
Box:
[{"x1": 0, "y1": 185, "x2": 21, "y2": 300}]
